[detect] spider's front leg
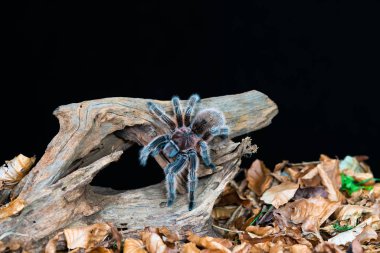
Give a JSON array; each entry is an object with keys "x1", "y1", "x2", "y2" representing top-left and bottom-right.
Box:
[
  {"x1": 187, "y1": 150, "x2": 199, "y2": 211},
  {"x1": 147, "y1": 101, "x2": 177, "y2": 130},
  {"x1": 198, "y1": 140, "x2": 216, "y2": 172},
  {"x1": 184, "y1": 94, "x2": 200, "y2": 126},
  {"x1": 164, "y1": 153, "x2": 188, "y2": 207},
  {"x1": 139, "y1": 135, "x2": 170, "y2": 166}
]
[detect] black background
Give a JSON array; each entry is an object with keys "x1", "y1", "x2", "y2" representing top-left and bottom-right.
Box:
[{"x1": 3, "y1": 0, "x2": 380, "y2": 189}]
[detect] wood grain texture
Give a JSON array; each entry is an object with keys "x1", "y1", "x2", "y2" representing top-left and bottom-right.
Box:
[{"x1": 0, "y1": 90, "x2": 277, "y2": 251}]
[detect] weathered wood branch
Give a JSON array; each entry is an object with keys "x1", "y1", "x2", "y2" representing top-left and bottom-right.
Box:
[{"x1": 0, "y1": 90, "x2": 278, "y2": 251}]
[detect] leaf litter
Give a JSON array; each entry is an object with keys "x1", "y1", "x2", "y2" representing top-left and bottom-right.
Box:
[{"x1": 1, "y1": 155, "x2": 380, "y2": 253}]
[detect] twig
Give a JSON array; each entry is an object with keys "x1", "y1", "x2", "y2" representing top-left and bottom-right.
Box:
[
  {"x1": 256, "y1": 205, "x2": 274, "y2": 225},
  {"x1": 287, "y1": 161, "x2": 320, "y2": 167},
  {"x1": 212, "y1": 224, "x2": 244, "y2": 234}
]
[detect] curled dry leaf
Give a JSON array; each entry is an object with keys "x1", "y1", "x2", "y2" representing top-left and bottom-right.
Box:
[
  {"x1": 0, "y1": 154, "x2": 36, "y2": 190},
  {"x1": 212, "y1": 206, "x2": 238, "y2": 220},
  {"x1": 289, "y1": 244, "x2": 311, "y2": 253},
  {"x1": 293, "y1": 186, "x2": 328, "y2": 200},
  {"x1": 45, "y1": 232, "x2": 65, "y2": 253},
  {"x1": 335, "y1": 205, "x2": 373, "y2": 226},
  {"x1": 274, "y1": 196, "x2": 340, "y2": 233},
  {"x1": 141, "y1": 229, "x2": 168, "y2": 253},
  {"x1": 355, "y1": 225, "x2": 378, "y2": 243},
  {"x1": 260, "y1": 181, "x2": 299, "y2": 208},
  {"x1": 182, "y1": 242, "x2": 200, "y2": 253},
  {"x1": 186, "y1": 231, "x2": 231, "y2": 253},
  {"x1": 0, "y1": 197, "x2": 25, "y2": 219},
  {"x1": 231, "y1": 242, "x2": 251, "y2": 253},
  {"x1": 349, "y1": 239, "x2": 363, "y2": 253},
  {"x1": 314, "y1": 242, "x2": 344, "y2": 253},
  {"x1": 328, "y1": 216, "x2": 379, "y2": 246},
  {"x1": 64, "y1": 223, "x2": 111, "y2": 250},
  {"x1": 246, "y1": 160, "x2": 273, "y2": 196},
  {"x1": 123, "y1": 239, "x2": 147, "y2": 253},
  {"x1": 317, "y1": 165, "x2": 343, "y2": 202},
  {"x1": 245, "y1": 226, "x2": 279, "y2": 237},
  {"x1": 158, "y1": 227, "x2": 180, "y2": 244}
]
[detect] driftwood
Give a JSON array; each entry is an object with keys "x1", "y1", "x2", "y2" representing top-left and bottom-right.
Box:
[{"x1": 0, "y1": 90, "x2": 278, "y2": 251}]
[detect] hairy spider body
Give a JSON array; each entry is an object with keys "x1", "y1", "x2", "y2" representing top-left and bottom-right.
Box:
[{"x1": 139, "y1": 94, "x2": 229, "y2": 210}]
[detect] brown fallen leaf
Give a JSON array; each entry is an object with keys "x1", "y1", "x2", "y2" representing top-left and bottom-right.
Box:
[
  {"x1": 158, "y1": 227, "x2": 180, "y2": 244},
  {"x1": 186, "y1": 231, "x2": 231, "y2": 253},
  {"x1": 45, "y1": 232, "x2": 65, "y2": 253},
  {"x1": 141, "y1": 228, "x2": 169, "y2": 253},
  {"x1": 64, "y1": 223, "x2": 111, "y2": 250},
  {"x1": 328, "y1": 216, "x2": 379, "y2": 246},
  {"x1": 246, "y1": 160, "x2": 273, "y2": 196},
  {"x1": 0, "y1": 154, "x2": 36, "y2": 190},
  {"x1": 0, "y1": 197, "x2": 26, "y2": 219},
  {"x1": 293, "y1": 186, "x2": 328, "y2": 200},
  {"x1": 245, "y1": 226, "x2": 279, "y2": 237},
  {"x1": 87, "y1": 247, "x2": 114, "y2": 253},
  {"x1": 288, "y1": 244, "x2": 311, "y2": 253},
  {"x1": 355, "y1": 225, "x2": 378, "y2": 243},
  {"x1": 274, "y1": 196, "x2": 340, "y2": 233},
  {"x1": 123, "y1": 239, "x2": 147, "y2": 253},
  {"x1": 182, "y1": 242, "x2": 200, "y2": 253},
  {"x1": 212, "y1": 206, "x2": 238, "y2": 220},
  {"x1": 260, "y1": 181, "x2": 299, "y2": 208},
  {"x1": 231, "y1": 242, "x2": 251, "y2": 253},
  {"x1": 317, "y1": 165, "x2": 343, "y2": 202},
  {"x1": 335, "y1": 205, "x2": 373, "y2": 226},
  {"x1": 348, "y1": 239, "x2": 363, "y2": 253},
  {"x1": 314, "y1": 242, "x2": 344, "y2": 253}
]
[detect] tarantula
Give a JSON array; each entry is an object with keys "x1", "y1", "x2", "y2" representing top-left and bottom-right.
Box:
[{"x1": 139, "y1": 94, "x2": 229, "y2": 210}]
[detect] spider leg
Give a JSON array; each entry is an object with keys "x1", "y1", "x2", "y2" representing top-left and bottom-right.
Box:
[
  {"x1": 184, "y1": 94, "x2": 200, "y2": 126},
  {"x1": 198, "y1": 140, "x2": 216, "y2": 172},
  {"x1": 171, "y1": 96, "x2": 184, "y2": 127},
  {"x1": 187, "y1": 150, "x2": 199, "y2": 211},
  {"x1": 139, "y1": 135, "x2": 170, "y2": 166},
  {"x1": 202, "y1": 125, "x2": 229, "y2": 141},
  {"x1": 164, "y1": 153, "x2": 188, "y2": 207},
  {"x1": 147, "y1": 101, "x2": 176, "y2": 130}
]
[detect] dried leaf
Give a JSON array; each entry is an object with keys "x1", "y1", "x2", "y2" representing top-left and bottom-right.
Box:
[
  {"x1": 340, "y1": 156, "x2": 364, "y2": 173},
  {"x1": 182, "y1": 242, "x2": 200, "y2": 253},
  {"x1": 274, "y1": 196, "x2": 340, "y2": 233},
  {"x1": 317, "y1": 166, "x2": 343, "y2": 202},
  {"x1": 348, "y1": 239, "x2": 363, "y2": 253},
  {"x1": 245, "y1": 226, "x2": 279, "y2": 237},
  {"x1": 88, "y1": 247, "x2": 114, "y2": 253},
  {"x1": 328, "y1": 216, "x2": 378, "y2": 245},
  {"x1": 288, "y1": 244, "x2": 311, "y2": 253},
  {"x1": 246, "y1": 160, "x2": 273, "y2": 196},
  {"x1": 335, "y1": 205, "x2": 372, "y2": 226},
  {"x1": 123, "y1": 239, "x2": 147, "y2": 253},
  {"x1": 260, "y1": 181, "x2": 299, "y2": 208},
  {"x1": 0, "y1": 154, "x2": 36, "y2": 190},
  {"x1": 186, "y1": 231, "x2": 231, "y2": 253},
  {"x1": 64, "y1": 223, "x2": 111, "y2": 250},
  {"x1": 212, "y1": 206, "x2": 238, "y2": 220},
  {"x1": 141, "y1": 229, "x2": 168, "y2": 253},
  {"x1": 0, "y1": 197, "x2": 25, "y2": 219},
  {"x1": 45, "y1": 232, "x2": 65, "y2": 253},
  {"x1": 231, "y1": 242, "x2": 251, "y2": 253},
  {"x1": 293, "y1": 186, "x2": 328, "y2": 200},
  {"x1": 158, "y1": 227, "x2": 180, "y2": 244},
  {"x1": 356, "y1": 225, "x2": 378, "y2": 243},
  {"x1": 314, "y1": 242, "x2": 344, "y2": 253}
]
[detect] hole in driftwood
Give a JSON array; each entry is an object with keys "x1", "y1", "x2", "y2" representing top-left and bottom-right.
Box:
[{"x1": 90, "y1": 143, "x2": 165, "y2": 190}]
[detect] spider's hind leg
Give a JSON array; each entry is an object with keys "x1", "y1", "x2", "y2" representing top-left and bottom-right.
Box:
[
  {"x1": 198, "y1": 140, "x2": 216, "y2": 172},
  {"x1": 164, "y1": 153, "x2": 188, "y2": 207},
  {"x1": 139, "y1": 135, "x2": 170, "y2": 166},
  {"x1": 187, "y1": 150, "x2": 199, "y2": 211}
]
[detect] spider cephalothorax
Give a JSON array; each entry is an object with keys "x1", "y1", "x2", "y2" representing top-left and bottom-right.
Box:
[{"x1": 139, "y1": 94, "x2": 229, "y2": 210}]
